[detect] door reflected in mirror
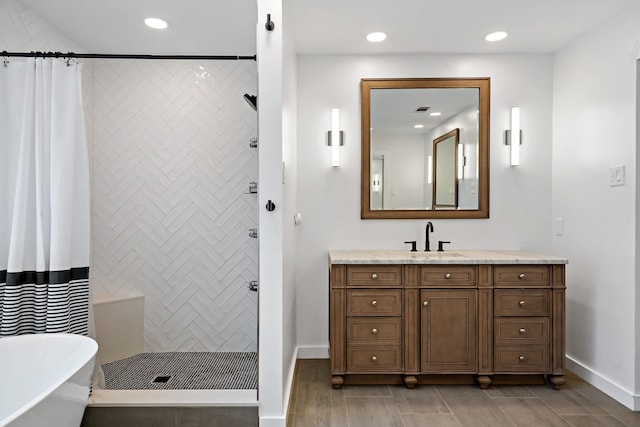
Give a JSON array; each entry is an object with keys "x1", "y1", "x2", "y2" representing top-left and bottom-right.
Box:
[
  {"x1": 361, "y1": 78, "x2": 489, "y2": 219},
  {"x1": 433, "y1": 128, "x2": 460, "y2": 209}
]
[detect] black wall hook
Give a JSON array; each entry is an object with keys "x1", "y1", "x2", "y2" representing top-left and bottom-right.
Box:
[{"x1": 265, "y1": 14, "x2": 275, "y2": 31}]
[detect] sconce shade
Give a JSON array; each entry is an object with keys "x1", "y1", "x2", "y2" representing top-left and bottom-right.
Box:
[
  {"x1": 328, "y1": 107, "x2": 343, "y2": 167},
  {"x1": 510, "y1": 106, "x2": 520, "y2": 166}
]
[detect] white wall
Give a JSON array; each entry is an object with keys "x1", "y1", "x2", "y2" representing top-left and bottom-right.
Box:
[
  {"x1": 257, "y1": 0, "x2": 298, "y2": 425},
  {"x1": 552, "y1": 2, "x2": 640, "y2": 409},
  {"x1": 295, "y1": 53, "x2": 554, "y2": 352}
]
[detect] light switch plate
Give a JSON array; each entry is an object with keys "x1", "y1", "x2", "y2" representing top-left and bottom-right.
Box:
[
  {"x1": 553, "y1": 217, "x2": 564, "y2": 236},
  {"x1": 609, "y1": 165, "x2": 625, "y2": 186}
]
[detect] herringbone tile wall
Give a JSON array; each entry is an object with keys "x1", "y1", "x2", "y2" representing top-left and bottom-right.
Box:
[{"x1": 89, "y1": 59, "x2": 258, "y2": 352}]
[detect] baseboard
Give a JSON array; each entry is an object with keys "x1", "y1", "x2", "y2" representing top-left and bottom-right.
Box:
[
  {"x1": 566, "y1": 355, "x2": 639, "y2": 411},
  {"x1": 258, "y1": 346, "x2": 298, "y2": 427},
  {"x1": 259, "y1": 416, "x2": 286, "y2": 427},
  {"x1": 297, "y1": 346, "x2": 329, "y2": 359}
]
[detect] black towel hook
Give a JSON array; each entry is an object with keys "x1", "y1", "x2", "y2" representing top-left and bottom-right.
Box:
[{"x1": 265, "y1": 14, "x2": 275, "y2": 31}]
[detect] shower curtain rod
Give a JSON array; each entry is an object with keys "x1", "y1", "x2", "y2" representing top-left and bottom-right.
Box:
[{"x1": 2, "y1": 51, "x2": 256, "y2": 61}]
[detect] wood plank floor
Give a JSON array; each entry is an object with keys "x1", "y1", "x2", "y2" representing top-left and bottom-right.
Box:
[{"x1": 287, "y1": 359, "x2": 640, "y2": 427}]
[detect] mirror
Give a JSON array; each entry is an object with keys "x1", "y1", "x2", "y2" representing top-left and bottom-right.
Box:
[{"x1": 361, "y1": 78, "x2": 489, "y2": 219}]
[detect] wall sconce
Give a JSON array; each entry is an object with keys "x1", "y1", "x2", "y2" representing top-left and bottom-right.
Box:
[
  {"x1": 505, "y1": 106, "x2": 522, "y2": 166},
  {"x1": 427, "y1": 155, "x2": 433, "y2": 184},
  {"x1": 372, "y1": 173, "x2": 381, "y2": 192},
  {"x1": 457, "y1": 144, "x2": 465, "y2": 180},
  {"x1": 327, "y1": 107, "x2": 344, "y2": 167}
]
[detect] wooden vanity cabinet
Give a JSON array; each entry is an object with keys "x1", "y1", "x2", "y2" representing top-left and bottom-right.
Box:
[{"x1": 329, "y1": 261, "x2": 566, "y2": 390}]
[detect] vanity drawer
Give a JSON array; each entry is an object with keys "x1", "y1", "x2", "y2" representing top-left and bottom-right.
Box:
[
  {"x1": 347, "y1": 265, "x2": 402, "y2": 287},
  {"x1": 346, "y1": 346, "x2": 402, "y2": 372},
  {"x1": 494, "y1": 317, "x2": 549, "y2": 346},
  {"x1": 493, "y1": 266, "x2": 550, "y2": 287},
  {"x1": 494, "y1": 290, "x2": 550, "y2": 316},
  {"x1": 347, "y1": 290, "x2": 402, "y2": 316},
  {"x1": 494, "y1": 346, "x2": 549, "y2": 372},
  {"x1": 347, "y1": 317, "x2": 401, "y2": 345},
  {"x1": 421, "y1": 266, "x2": 476, "y2": 287}
]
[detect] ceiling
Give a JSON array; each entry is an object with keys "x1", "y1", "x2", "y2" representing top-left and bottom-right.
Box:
[{"x1": 20, "y1": 0, "x2": 633, "y2": 55}]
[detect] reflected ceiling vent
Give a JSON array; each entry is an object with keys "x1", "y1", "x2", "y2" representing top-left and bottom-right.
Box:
[{"x1": 416, "y1": 106, "x2": 431, "y2": 112}]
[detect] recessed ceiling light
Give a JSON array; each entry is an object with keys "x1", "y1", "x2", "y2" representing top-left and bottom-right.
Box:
[
  {"x1": 414, "y1": 124, "x2": 424, "y2": 129},
  {"x1": 429, "y1": 112, "x2": 442, "y2": 117},
  {"x1": 145, "y1": 17, "x2": 168, "y2": 30},
  {"x1": 485, "y1": 31, "x2": 508, "y2": 42},
  {"x1": 366, "y1": 32, "x2": 388, "y2": 43}
]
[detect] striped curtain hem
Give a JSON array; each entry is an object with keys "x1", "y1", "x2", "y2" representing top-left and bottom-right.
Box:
[{"x1": 0, "y1": 267, "x2": 90, "y2": 336}]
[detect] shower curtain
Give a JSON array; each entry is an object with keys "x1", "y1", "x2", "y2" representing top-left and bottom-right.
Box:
[{"x1": 0, "y1": 58, "x2": 91, "y2": 336}]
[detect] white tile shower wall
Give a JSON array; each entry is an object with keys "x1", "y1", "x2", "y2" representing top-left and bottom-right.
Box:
[{"x1": 89, "y1": 59, "x2": 258, "y2": 352}]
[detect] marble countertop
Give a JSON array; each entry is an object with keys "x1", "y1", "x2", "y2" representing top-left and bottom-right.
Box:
[{"x1": 328, "y1": 250, "x2": 568, "y2": 265}]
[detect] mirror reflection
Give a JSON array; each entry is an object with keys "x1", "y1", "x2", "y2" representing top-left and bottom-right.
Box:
[
  {"x1": 361, "y1": 78, "x2": 489, "y2": 219},
  {"x1": 433, "y1": 128, "x2": 460, "y2": 209}
]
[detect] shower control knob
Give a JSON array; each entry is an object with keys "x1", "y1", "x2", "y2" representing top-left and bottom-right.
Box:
[{"x1": 266, "y1": 200, "x2": 276, "y2": 211}]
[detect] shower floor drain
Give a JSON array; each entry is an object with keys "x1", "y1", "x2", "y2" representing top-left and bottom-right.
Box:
[{"x1": 102, "y1": 352, "x2": 257, "y2": 390}]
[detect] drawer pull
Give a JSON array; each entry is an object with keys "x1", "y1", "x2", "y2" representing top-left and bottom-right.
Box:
[
  {"x1": 371, "y1": 356, "x2": 378, "y2": 362},
  {"x1": 519, "y1": 300, "x2": 526, "y2": 307},
  {"x1": 519, "y1": 328, "x2": 526, "y2": 335},
  {"x1": 371, "y1": 300, "x2": 378, "y2": 307},
  {"x1": 371, "y1": 328, "x2": 378, "y2": 335},
  {"x1": 445, "y1": 273, "x2": 452, "y2": 279},
  {"x1": 423, "y1": 301, "x2": 429, "y2": 307},
  {"x1": 371, "y1": 273, "x2": 378, "y2": 280},
  {"x1": 519, "y1": 273, "x2": 526, "y2": 279},
  {"x1": 519, "y1": 356, "x2": 526, "y2": 362}
]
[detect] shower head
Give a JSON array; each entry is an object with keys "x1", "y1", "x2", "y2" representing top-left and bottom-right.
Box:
[{"x1": 243, "y1": 94, "x2": 257, "y2": 111}]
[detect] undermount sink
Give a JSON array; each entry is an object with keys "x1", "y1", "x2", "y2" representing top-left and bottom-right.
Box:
[{"x1": 409, "y1": 251, "x2": 464, "y2": 258}]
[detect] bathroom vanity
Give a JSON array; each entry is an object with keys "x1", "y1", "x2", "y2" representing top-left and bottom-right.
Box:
[{"x1": 329, "y1": 250, "x2": 567, "y2": 390}]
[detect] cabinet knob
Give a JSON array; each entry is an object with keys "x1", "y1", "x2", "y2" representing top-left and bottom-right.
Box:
[
  {"x1": 519, "y1": 273, "x2": 525, "y2": 279},
  {"x1": 445, "y1": 273, "x2": 452, "y2": 279},
  {"x1": 423, "y1": 301, "x2": 429, "y2": 306},
  {"x1": 371, "y1": 300, "x2": 378, "y2": 306},
  {"x1": 371, "y1": 328, "x2": 378, "y2": 335},
  {"x1": 519, "y1": 356, "x2": 526, "y2": 362},
  {"x1": 519, "y1": 328, "x2": 526, "y2": 335},
  {"x1": 371, "y1": 273, "x2": 378, "y2": 280},
  {"x1": 371, "y1": 356, "x2": 378, "y2": 362},
  {"x1": 519, "y1": 300, "x2": 526, "y2": 307}
]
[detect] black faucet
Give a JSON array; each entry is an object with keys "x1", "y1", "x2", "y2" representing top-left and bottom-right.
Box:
[{"x1": 425, "y1": 221, "x2": 434, "y2": 251}]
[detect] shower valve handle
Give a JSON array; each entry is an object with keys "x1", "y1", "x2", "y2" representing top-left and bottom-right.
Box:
[{"x1": 266, "y1": 200, "x2": 276, "y2": 212}]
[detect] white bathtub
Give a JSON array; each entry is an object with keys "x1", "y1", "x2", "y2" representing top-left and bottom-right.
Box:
[{"x1": 0, "y1": 334, "x2": 98, "y2": 427}]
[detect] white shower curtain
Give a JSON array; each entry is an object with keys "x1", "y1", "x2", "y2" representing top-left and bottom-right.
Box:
[{"x1": 0, "y1": 58, "x2": 91, "y2": 336}]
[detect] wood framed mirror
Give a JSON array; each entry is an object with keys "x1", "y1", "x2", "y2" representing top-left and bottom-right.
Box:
[{"x1": 361, "y1": 78, "x2": 490, "y2": 219}]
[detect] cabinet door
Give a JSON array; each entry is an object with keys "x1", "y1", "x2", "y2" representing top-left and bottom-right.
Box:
[{"x1": 421, "y1": 289, "x2": 477, "y2": 373}]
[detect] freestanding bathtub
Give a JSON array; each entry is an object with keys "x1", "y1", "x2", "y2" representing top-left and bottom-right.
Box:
[{"x1": 0, "y1": 334, "x2": 98, "y2": 427}]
